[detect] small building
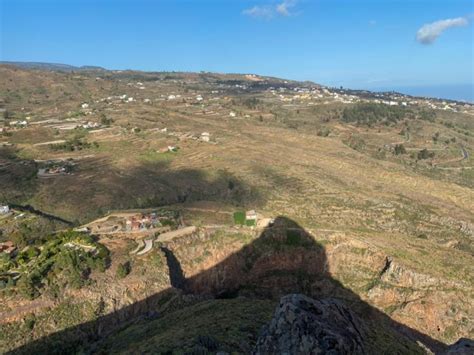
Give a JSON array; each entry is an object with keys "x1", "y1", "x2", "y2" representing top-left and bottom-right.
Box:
[
  {"x1": 81, "y1": 103, "x2": 89, "y2": 109},
  {"x1": 0, "y1": 205, "x2": 10, "y2": 214},
  {"x1": 246, "y1": 210, "x2": 257, "y2": 221},
  {"x1": 245, "y1": 210, "x2": 258, "y2": 226},
  {"x1": 201, "y1": 132, "x2": 210, "y2": 142},
  {"x1": 0, "y1": 241, "x2": 16, "y2": 254},
  {"x1": 229, "y1": 111, "x2": 236, "y2": 117}
]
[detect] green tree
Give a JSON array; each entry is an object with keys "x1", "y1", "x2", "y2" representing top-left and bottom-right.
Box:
[
  {"x1": 116, "y1": 262, "x2": 131, "y2": 279},
  {"x1": 417, "y1": 148, "x2": 434, "y2": 160},
  {"x1": 393, "y1": 144, "x2": 406, "y2": 155}
]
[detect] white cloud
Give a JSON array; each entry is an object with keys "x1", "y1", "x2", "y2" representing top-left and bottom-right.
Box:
[
  {"x1": 243, "y1": 5, "x2": 274, "y2": 19},
  {"x1": 243, "y1": 1, "x2": 297, "y2": 20},
  {"x1": 276, "y1": 0, "x2": 296, "y2": 16},
  {"x1": 416, "y1": 17, "x2": 469, "y2": 44}
]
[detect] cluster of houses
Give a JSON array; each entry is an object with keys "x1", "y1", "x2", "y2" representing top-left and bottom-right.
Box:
[
  {"x1": 265, "y1": 84, "x2": 473, "y2": 113},
  {"x1": 78, "y1": 121, "x2": 101, "y2": 129},
  {"x1": 8, "y1": 120, "x2": 28, "y2": 128},
  {"x1": 124, "y1": 212, "x2": 169, "y2": 232}
]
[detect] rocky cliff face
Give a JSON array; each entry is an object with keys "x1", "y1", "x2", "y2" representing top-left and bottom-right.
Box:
[
  {"x1": 444, "y1": 338, "x2": 474, "y2": 355},
  {"x1": 254, "y1": 294, "x2": 366, "y2": 354}
]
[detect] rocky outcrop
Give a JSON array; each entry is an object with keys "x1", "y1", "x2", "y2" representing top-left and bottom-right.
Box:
[
  {"x1": 444, "y1": 338, "x2": 474, "y2": 354},
  {"x1": 254, "y1": 294, "x2": 366, "y2": 354}
]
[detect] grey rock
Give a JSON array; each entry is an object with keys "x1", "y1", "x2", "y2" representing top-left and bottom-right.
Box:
[
  {"x1": 254, "y1": 294, "x2": 366, "y2": 354},
  {"x1": 444, "y1": 338, "x2": 474, "y2": 355}
]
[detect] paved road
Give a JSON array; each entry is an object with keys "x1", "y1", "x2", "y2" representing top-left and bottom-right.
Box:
[
  {"x1": 130, "y1": 239, "x2": 145, "y2": 254},
  {"x1": 33, "y1": 140, "x2": 66, "y2": 146},
  {"x1": 156, "y1": 226, "x2": 197, "y2": 242},
  {"x1": 136, "y1": 239, "x2": 153, "y2": 255}
]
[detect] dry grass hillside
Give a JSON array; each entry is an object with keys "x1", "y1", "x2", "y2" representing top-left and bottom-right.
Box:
[{"x1": 0, "y1": 64, "x2": 472, "y2": 353}]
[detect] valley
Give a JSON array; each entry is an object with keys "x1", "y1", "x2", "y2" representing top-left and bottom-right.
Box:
[{"x1": 0, "y1": 64, "x2": 473, "y2": 354}]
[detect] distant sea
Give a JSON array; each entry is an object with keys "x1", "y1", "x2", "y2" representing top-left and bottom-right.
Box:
[{"x1": 372, "y1": 84, "x2": 473, "y2": 103}]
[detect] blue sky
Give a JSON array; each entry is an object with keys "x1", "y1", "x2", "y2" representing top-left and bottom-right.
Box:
[{"x1": 1, "y1": 0, "x2": 473, "y2": 99}]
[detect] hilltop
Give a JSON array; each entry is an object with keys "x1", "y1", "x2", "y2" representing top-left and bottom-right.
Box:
[
  {"x1": 0, "y1": 61, "x2": 106, "y2": 72},
  {"x1": 0, "y1": 64, "x2": 473, "y2": 353}
]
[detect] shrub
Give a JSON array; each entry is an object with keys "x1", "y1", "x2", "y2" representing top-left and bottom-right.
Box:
[
  {"x1": 245, "y1": 219, "x2": 256, "y2": 227},
  {"x1": 50, "y1": 136, "x2": 94, "y2": 151},
  {"x1": 23, "y1": 314, "x2": 36, "y2": 330},
  {"x1": 317, "y1": 128, "x2": 330, "y2": 137},
  {"x1": 393, "y1": 144, "x2": 406, "y2": 155},
  {"x1": 418, "y1": 110, "x2": 436, "y2": 122},
  {"x1": 16, "y1": 275, "x2": 39, "y2": 300},
  {"x1": 100, "y1": 113, "x2": 114, "y2": 125},
  {"x1": 116, "y1": 262, "x2": 131, "y2": 279},
  {"x1": 286, "y1": 229, "x2": 301, "y2": 246},
  {"x1": 417, "y1": 148, "x2": 435, "y2": 160}
]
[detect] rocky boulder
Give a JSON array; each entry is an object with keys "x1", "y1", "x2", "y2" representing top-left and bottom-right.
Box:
[
  {"x1": 444, "y1": 338, "x2": 474, "y2": 354},
  {"x1": 254, "y1": 294, "x2": 366, "y2": 354}
]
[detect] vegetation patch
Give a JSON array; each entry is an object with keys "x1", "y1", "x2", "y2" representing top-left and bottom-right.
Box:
[
  {"x1": 233, "y1": 211, "x2": 246, "y2": 225},
  {"x1": 0, "y1": 231, "x2": 109, "y2": 299},
  {"x1": 342, "y1": 103, "x2": 409, "y2": 126}
]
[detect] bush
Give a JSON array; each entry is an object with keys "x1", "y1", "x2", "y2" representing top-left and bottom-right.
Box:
[
  {"x1": 418, "y1": 110, "x2": 436, "y2": 122},
  {"x1": 317, "y1": 128, "x2": 330, "y2": 137},
  {"x1": 393, "y1": 144, "x2": 406, "y2": 155},
  {"x1": 245, "y1": 219, "x2": 256, "y2": 227},
  {"x1": 16, "y1": 275, "x2": 39, "y2": 300},
  {"x1": 100, "y1": 113, "x2": 114, "y2": 126},
  {"x1": 417, "y1": 148, "x2": 435, "y2": 160},
  {"x1": 50, "y1": 136, "x2": 94, "y2": 151},
  {"x1": 116, "y1": 262, "x2": 131, "y2": 279},
  {"x1": 23, "y1": 314, "x2": 36, "y2": 330},
  {"x1": 286, "y1": 229, "x2": 301, "y2": 246}
]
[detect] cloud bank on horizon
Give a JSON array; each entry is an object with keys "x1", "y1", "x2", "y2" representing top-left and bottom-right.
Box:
[
  {"x1": 243, "y1": 0, "x2": 297, "y2": 19},
  {"x1": 416, "y1": 16, "x2": 470, "y2": 44}
]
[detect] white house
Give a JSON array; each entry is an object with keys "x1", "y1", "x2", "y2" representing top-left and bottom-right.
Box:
[
  {"x1": 81, "y1": 103, "x2": 89, "y2": 109},
  {"x1": 229, "y1": 111, "x2": 236, "y2": 117},
  {"x1": 196, "y1": 95, "x2": 203, "y2": 101},
  {"x1": 201, "y1": 132, "x2": 210, "y2": 142},
  {"x1": 246, "y1": 210, "x2": 257, "y2": 223},
  {"x1": 0, "y1": 205, "x2": 10, "y2": 214}
]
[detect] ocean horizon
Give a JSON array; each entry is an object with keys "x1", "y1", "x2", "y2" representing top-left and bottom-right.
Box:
[{"x1": 371, "y1": 83, "x2": 473, "y2": 103}]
